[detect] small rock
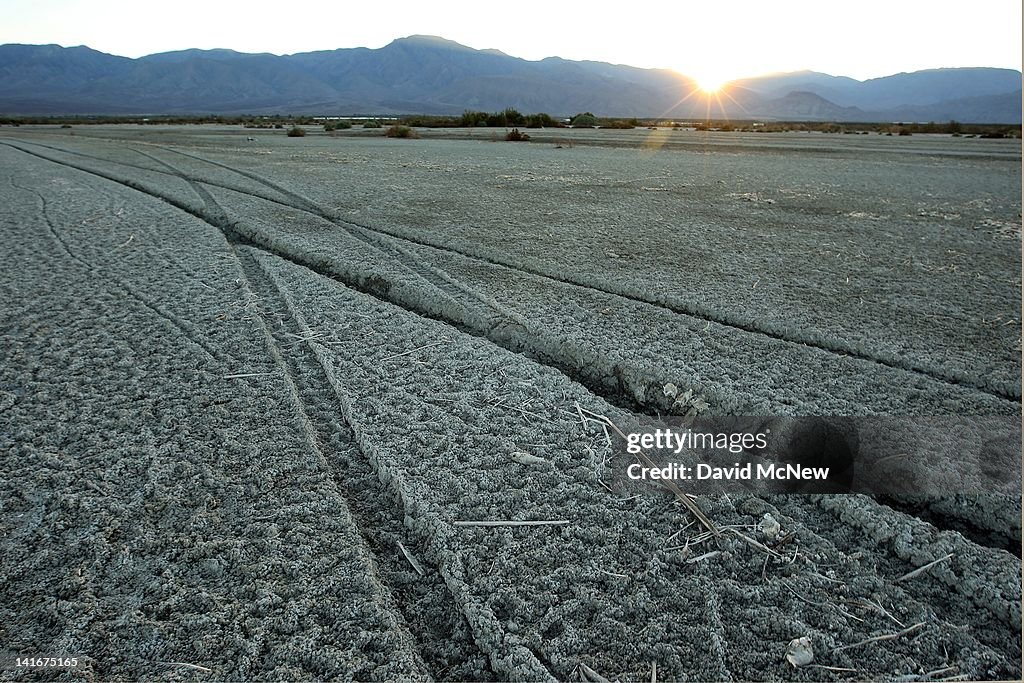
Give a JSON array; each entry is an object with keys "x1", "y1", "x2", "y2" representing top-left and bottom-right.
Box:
[
  {"x1": 662, "y1": 383, "x2": 679, "y2": 398},
  {"x1": 785, "y1": 637, "x2": 814, "y2": 667},
  {"x1": 759, "y1": 513, "x2": 782, "y2": 540}
]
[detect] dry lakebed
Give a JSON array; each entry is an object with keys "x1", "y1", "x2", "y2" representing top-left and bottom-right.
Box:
[{"x1": 0, "y1": 124, "x2": 1020, "y2": 681}]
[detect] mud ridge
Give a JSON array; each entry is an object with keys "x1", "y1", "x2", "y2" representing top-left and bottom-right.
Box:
[
  {"x1": 0, "y1": 140, "x2": 690, "y2": 418},
  {"x1": 4, "y1": 139, "x2": 1017, "y2": 429},
  {"x1": 156, "y1": 144, "x2": 1020, "y2": 402},
  {"x1": 8, "y1": 137, "x2": 1014, "y2": 402}
]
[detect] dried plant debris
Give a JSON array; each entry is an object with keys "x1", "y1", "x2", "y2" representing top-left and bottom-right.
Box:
[{"x1": 662, "y1": 383, "x2": 711, "y2": 417}]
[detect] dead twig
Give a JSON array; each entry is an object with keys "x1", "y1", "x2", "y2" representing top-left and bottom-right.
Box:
[
  {"x1": 686, "y1": 550, "x2": 721, "y2": 564},
  {"x1": 840, "y1": 597, "x2": 904, "y2": 627},
  {"x1": 832, "y1": 622, "x2": 926, "y2": 653},
  {"x1": 782, "y1": 583, "x2": 864, "y2": 622},
  {"x1": 585, "y1": 410, "x2": 719, "y2": 537},
  {"x1": 729, "y1": 528, "x2": 782, "y2": 558},
  {"x1": 383, "y1": 341, "x2": 444, "y2": 361},
  {"x1": 895, "y1": 554, "x2": 953, "y2": 583},
  {"x1": 665, "y1": 521, "x2": 696, "y2": 546},
  {"x1": 158, "y1": 662, "x2": 212, "y2": 673},
  {"x1": 577, "y1": 662, "x2": 611, "y2": 683},
  {"x1": 84, "y1": 480, "x2": 109, "y2": 496},
  {"x1": 598, "y1": 569, "x2": 628, "y2": 579},
  {"x1": 396, "y1": 541, "x2": 424, "y2": 576},
  {"x1": 513, "y1": 406, "x2": 555, "y2": 423},
  {"x1": 222, "y1": 372, "x2": 274, "y2": 379},
  {"x1": 453, "y1": 520, "x2": 569, "y2": 527},
  {"x1": 805, "y1": 664, "x2": 859, "y2": 673}
]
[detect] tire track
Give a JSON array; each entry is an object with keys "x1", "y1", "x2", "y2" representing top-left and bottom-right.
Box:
[
  {"x1": 0, "y1": 139, "x2": 679, "y2": 418},
  {"x1": 156, "y1": 145, "x2": 1022, "y2": 403},
  {"x1": 131, "y1": 147, "x2": 498, "y2": 679},
  {"x1": 5, "y1": 174, "x2": 227, "y2": 365},
  {"x1": 159, "y1": 146, "x2": 530, "y2": 333},
  {"x1": 8, "y1": 138, "x2": 526, "y2": 335},
  {"x1": 9, "y1": 136, "x2": 1015, "y2": 402},
  {"x1": 236, "y1": 248, "x2": 495, "y2": 681},
  {"x1": 243, "y1": 247, "x2": 551, "y2": 681},
  {"x1": 6, "y1": 136, "x2": 1015, "y2": 411}
]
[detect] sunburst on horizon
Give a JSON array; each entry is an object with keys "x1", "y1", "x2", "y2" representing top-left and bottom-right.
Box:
[{"x1": 693, "y1": 74, "x2": 731, "y2": 94}]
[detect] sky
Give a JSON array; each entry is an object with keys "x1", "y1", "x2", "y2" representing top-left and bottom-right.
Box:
[{"x1": 2, "y1": 0, "x2": 1021, "y2": 88}]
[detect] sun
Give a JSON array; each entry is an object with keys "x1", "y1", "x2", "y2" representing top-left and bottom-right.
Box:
[{"x1": 695, "y1": 76, "x2": 728, "y2": 94}]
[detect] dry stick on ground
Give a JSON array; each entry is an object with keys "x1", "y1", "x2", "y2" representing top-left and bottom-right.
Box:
[
  {"x1": 686, "y1": 550, "x2": 722, "y2": 564},
  {"x1": 923, "y1": 666, "x2": 960, "y2": 679},
  {"x1": 222, "y1": 372, "x2": 274, "y2": 379},
  {"x1": 895, "y1": 554, "x2": 953, "y2": 583},
  {"x1": 577, "y1": 406, "x2": 719, "y2": 537},
  {"x1": 839, "y1": 597, "x2": 904, "y2": 627},
  {"x1": 665, "y1": 521, "x2": 696, "y2": 546},
  {"x1": 599, "y1": 569, "x2": 628, "y2": 579},
  {"x1": 157, "y1": 662, "x2": 213, "y2": 673},
  {"x1": 382, "y1": 341, "x2": 445, "y2": 361},
  {"x1": 513, "y1": 405, "x2": 555, "y2": 423},
  {"x1": 453, "y1": 520, "x2": 569, "y2": 527},
  {"x1": 577, "y1": 662, "x2": 612, "y2": 683},
  {"x1": 729, "y1": 528, "x2": 782, "y2": 558},
  {"x1": 396, "y1": 541, "x2": 425, "y2": 576},
  {"x1": 782, "y1": 583, "x2": 864, "y2": 623},
  {"x1": 832, "y1": 622, "x2": 926, "y2": 653},
  {"x1": 84, "y1": 480, "x2": 109, "y2": 496},
  {"x1": 805, "y1": 664, "x2": 860, "y2": 673}
]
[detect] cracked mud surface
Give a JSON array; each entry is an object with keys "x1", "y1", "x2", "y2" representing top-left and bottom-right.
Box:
[{"x1": 1, "y1": 126, "x2": 1019, "y2": 681}]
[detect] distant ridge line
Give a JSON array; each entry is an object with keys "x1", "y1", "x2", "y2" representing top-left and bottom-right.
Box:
[{"x1": 0, "y1": 37, "x2": 1019, "y2": 122}]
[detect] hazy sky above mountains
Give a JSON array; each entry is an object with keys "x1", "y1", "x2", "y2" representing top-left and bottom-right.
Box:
[{"x1": 4, "y1": 0, "x2": 1021, "y2": 87}]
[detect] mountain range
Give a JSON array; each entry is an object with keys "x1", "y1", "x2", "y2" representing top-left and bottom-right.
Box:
[{"x1": 0, "y1": 35, "x2": 1020, "y2": 122}]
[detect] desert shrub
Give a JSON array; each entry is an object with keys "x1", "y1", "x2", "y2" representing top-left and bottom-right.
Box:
[
  {"x1": 525, "y1": 113, "x2": 557, "y2": 128},
  {"x1": 483, "y1": 108, "x2": 522, "y2": 127},
  {"x1": 898, "y1": 128, "x2": 912, "y2": 136},
  {"x1": 399, "y1": 115, "x2": 457, "y2": 127},
  {"x1": 362, "y1": 120, "x2": 382, "y2": 129},
  {"x1": 274, "y1": 123, "x2": 284, "y2": 129},
  {"x1": 505, "y1": 128, "x2": 530, "y2": 141},
  {"x1": 599, "y1": 119, "x2": 636, "y2": 129},
  {"x1": 60, "y1": 124, "x2": 72, "y2": 129},
  {"x1": 385, "y1": 124, "x2": 419, "y2": 138},
  {"x1": 502, "y1": 108, "x2": 525, "y2": 126},
  {"x1": 286, "y1": 126, "x2": 306, "y2": 137},
  {"x1": 460, "y1": 110, "x2": 489, "y2": 127},
  {"x1": 571, "y1": 112, "x2": 597, "y2": 127},
  {"x1": 335, "y1": 120, "x2": 352, "y2": 129}
]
